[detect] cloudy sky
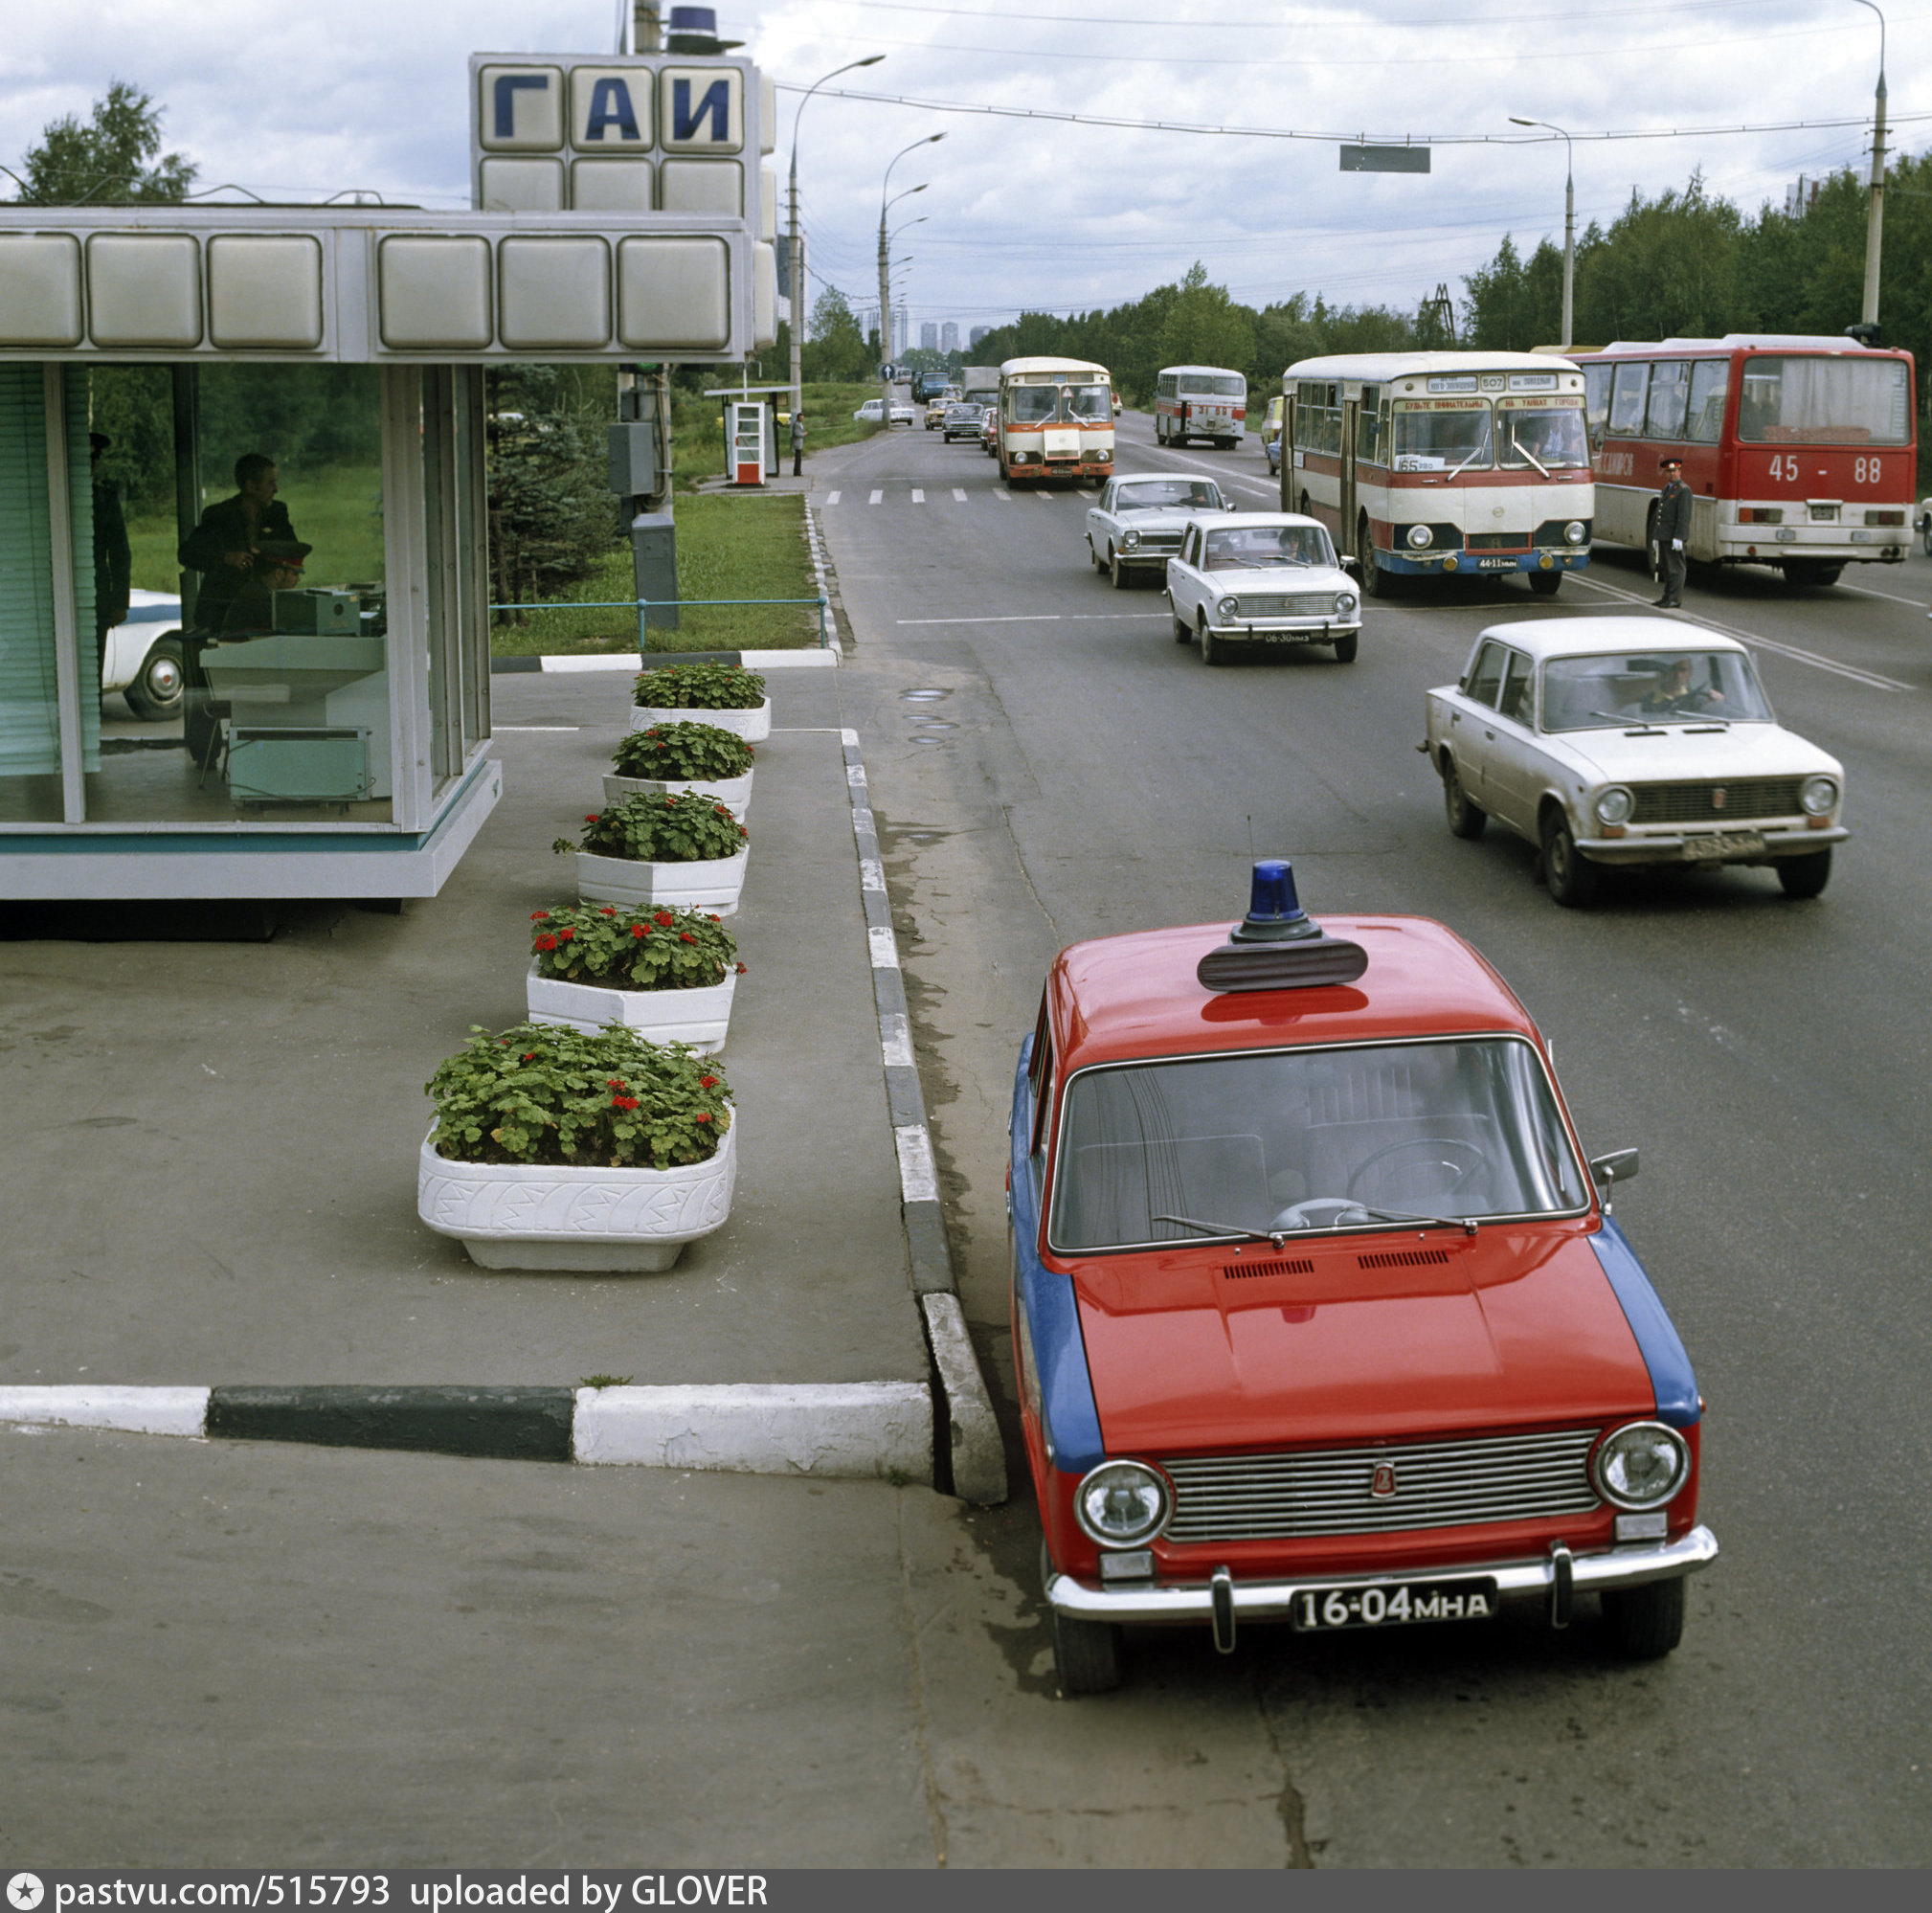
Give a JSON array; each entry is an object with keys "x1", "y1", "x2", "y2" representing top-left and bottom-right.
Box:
[{"x1": 3, "y1": 1, "x2": 1925, "y2": 339}]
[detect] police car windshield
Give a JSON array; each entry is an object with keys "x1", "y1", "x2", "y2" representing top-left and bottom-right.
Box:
[
  {"x1": 1541, "y1": 650, "x2": 1774, "y2": 731},
  {"x1": 1048, "y1": 1037, "x2": 1588, "y2": 1253}
]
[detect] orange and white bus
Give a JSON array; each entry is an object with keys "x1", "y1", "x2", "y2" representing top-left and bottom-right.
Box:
[
  {"x1": 1154, "y1": 365, "x2": 1247, "y2": 447},
  {"x1": 998, "y1": 356, "x2": 1115, "y2": 486},
  {"x1": 1576, "y1": 334, "x2": 1916, "y2": 588},
  {"x1": 1280, "y1": 351, "x2": 1593, "y2": 597}
]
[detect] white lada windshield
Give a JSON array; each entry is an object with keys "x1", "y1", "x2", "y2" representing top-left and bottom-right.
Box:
[
  {"x1": 1117, "y1": 479, "x2": 1224, "y2": 510},
  {"x1": 1203, "y1": 524, "x2": 1334, "y2": 568},
  {"x1": 1541, "y1": 649, "x2": 1775, "y2": 731},
  {"x1": 1049, "y1": 1038, "x2": 1588, "y2": 1252}
]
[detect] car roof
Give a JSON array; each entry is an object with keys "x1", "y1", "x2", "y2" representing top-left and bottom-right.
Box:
[
  {"x1": 1194, "y1": 511, "x2": 1323, "y2": 530},
  {"x1": 1476, "y1": 616, "x2": 1750, "y2": 662},
  {"x1": 1047, "y1": 914, "x2": 1539, "y2": 1077}
]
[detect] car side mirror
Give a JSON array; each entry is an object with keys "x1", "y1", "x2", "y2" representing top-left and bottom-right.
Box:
[
  {"x1": 1341, "y1": 554, "x2": 1360, "y2": 575},
  {"x1": 1225, "y1": 502, "x2": 1238, "y2": 512},
  {"x1": 1588, "y1": 1149, "x2": 1640, "y2": 1211}
]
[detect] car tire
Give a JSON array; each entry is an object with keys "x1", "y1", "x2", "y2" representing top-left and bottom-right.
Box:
[
  {"x1": 1600, "y1": 1576, "x2": 1685, "y2": 1659},
  {"x1": 1332, "y1": 629, "x2": 1359, "y2": 664},
  {"x1": 1043, "y1": 1545, "x2": 1122, "y2": 1695},
  {"x1": 1172, "y1": 598, "x2": 1191, "y2": 643},
  {"x1": 1777, "y1": 846, "x2": 1832, "y2": 898},
  {"x1": 1783, "y1": 559, "x2": 1843, "y2": 589},
  {"x1": 1527, "y1": 571, "x2": 1562, "y2": 596},
  {"x1": 1443, "y1": 759, "x2": 1486, "y2": 839},
  {"x1": 1541, "y1": 808, "x2": 1600, "y2": 908},
  {"x1": 1199, "y1": 614, "x2": 1227, "y2": 665},
  {"x1": 1089, "y1": 537, "x2": 1103, "y2": 572},
  {"x1": 1110, "y1": 547, "x2": 1130, "y2": 589},
  {"x1": 121, "y1": 635, "x2": 185, "y2": 720}
]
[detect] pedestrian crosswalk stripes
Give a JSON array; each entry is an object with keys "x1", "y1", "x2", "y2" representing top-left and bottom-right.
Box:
[
  {"x1": 818, "y1": 486, "x2": 1092, "y2": 506},
  {"x1": 911, "y1": 489, "x2": 925, "y2": 504}
]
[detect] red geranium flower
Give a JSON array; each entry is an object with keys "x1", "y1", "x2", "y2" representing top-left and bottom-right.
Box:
[
  {"x1": 654, "y1": 911, "x2": 674, "y2": 926},
  {"x1": 530, "y1": 911, "x2": 550, "y2": 921},
  {"x1": 607, "y1": 1078, "x2": 626, "y2": 1089},
  {"x1": 735, "y1": 961, "x2": 748, "y2": 974},
  {"x1": 611, "y1": 1095, "x2": 639, "y2": 1112},
  {"x1": 631, "y1": 925, "x2": 647, "y2": 939},
  {"x1": 679, "y1": 932, "x2": 695, "y2": 943},
  {"x1": 694, "y1": 1113, "x2": 711, "y2": 1123},
  {"x1": 534, "y1": 934, "x2": 558, "y2": 952},
  {"x1": 600, "y1": 906, "x2": 617, "y2": 917},
  {"x1": 699, "y1": 1075, "x2": 718, "y2": 1089},
  {"x1": 586, "y1": 814, "x2": 599, "y2": 822}
]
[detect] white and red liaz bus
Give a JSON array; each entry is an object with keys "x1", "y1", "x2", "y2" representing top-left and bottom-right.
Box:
[
  {"x1": 1577, "y1": 334, "x2": 1916, "y2": 588},
  {"x1": 998, "y1": 357, "x2": 1115, "y2": 486},
  {"x1": 1154, "y1": 365, "x2": 1247, "y2": 447},
  {"x1": 1281, "y1": 351, "x2": 1593, "y2": 597}
]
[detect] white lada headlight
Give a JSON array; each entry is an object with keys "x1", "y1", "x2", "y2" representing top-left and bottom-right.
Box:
[
  {"x1": 1800, "y1": 776, "x2": 1838, "y2": 816},
  {"x1": 1406, "y1": 524, "x2": 1433, "y2": 550},
  {"x1": 1074, "y1": 1460, "x2": 1171, "y2": 1545},
  {"x1": 1336, "y1": 592, "x2": 1359, "y2": 617},
  {"x1": 1123, "y1": 529, "x2": 1141, "y2": 549},
  {"x1": 1217, "y1": 596, "x2": 1241, "y2": 620},
  {"x1": 1591, "y1": 1422, "x2": 1689, "y2": 1509},
  {"x1": 1595, "y1": 786, "x2": 1634, "y2": 825}
]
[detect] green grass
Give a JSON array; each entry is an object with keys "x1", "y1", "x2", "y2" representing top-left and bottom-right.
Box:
[
  {"x1": 126, "y1": 461, "x2": 386, "y2": 594},
  {"x1": 488, "y1": 491, "x2": 820, "y2": 656}
]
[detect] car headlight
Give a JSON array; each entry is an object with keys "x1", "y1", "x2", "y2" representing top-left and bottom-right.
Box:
[
  {"x1": 1595, "y1": 785, "x2": 1634, "y2": 825},
  {"x1": 1565, "y1": 520, "x2": 1588, "y2": 545},
  {"x1": 1074, "y1": 1460, "x2": 1171, "y2": 1545},
  {"x1": 1123, "y1": 529, "x2": 1141, "y2": 549},
  {"x1": 1406, "y1": 524, "x2": 1433, "y2": 550},
  {"x1": 1335, "y1": 592, "x2": 1358, "y2": 617},
  {"x1": 1800, "y1": 776, "x2": 1838, "y2": 816},
  {"x1": 1217, "y1": 596, "x2": 1240, "y2": 620},
  {"x1": 1591, "y1": 1422, "x2": 1689, "y2": 1509}
]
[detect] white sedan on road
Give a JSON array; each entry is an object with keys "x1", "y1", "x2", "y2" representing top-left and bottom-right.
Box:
[
  {"x1": 1085, "y1": 473, "x2": 1229, "y2": 588},
  {"x1": 1164, "y1": 512, "x2": 1360, "y2": 664},
  {"x1": 1422, "y1": 617, "x2": 1848, "y2": 906},
  {"x1": 102, "y1": 588, "x2": 186, "y2": 720},
  {"x1": 854, "y1": 397, "x2": 918, "y2": 427}
]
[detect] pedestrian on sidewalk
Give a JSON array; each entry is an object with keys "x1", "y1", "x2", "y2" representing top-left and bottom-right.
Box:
[
  {"x1": 1654, "y1": 457, "x2": 1690, "y2": 606},
  {"x1": 790, "y1": 407, "x2": 806, "y2": 477}
]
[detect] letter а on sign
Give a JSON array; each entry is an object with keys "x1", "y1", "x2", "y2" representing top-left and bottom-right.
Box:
[{"x1": 586, "y1": 79, "x2": 641, "y2": 142}]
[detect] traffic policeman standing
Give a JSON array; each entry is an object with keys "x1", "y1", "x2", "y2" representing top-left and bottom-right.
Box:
[{"x1": 1654, "y1": 457, "x2": 1691, "y2": 607}]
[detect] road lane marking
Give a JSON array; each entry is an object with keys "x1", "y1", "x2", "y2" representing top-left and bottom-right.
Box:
[
  {"x1": 896, "y1": 614, "x2": 1063, "y2": 625},
  {"x1": 911, "y1": 488, "x2": 925, "y2": 504},
  {"x1": 995, "y1": 488, "x2": 1012, "y2": 501},
  {"x1": 869, "y1": 489, "x2": 884, "y2": 504},
  {"x1": 953, "y1": 488, "x2": 968, "y2": 502},
  {"x1": 826, "y1": 489, "x2": 841, "y2": 505},
  {"x1": 1839, "y1": 579, "x2": 1927, "y2": 610}
]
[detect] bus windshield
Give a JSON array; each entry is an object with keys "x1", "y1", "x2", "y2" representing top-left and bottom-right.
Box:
[
  {"x1": 1393, "y1": 402, "x2": 1493, "y2": 472},
  {"x1": 1011, "y1": 382, "x2": 1112, "y2": 424},
  {"x1": 1738, "y1": 356, "x2": 1911, "y2": 445},
  {"x1": 1499, "y1": 402, "x2": 1589, "y2": 470}
]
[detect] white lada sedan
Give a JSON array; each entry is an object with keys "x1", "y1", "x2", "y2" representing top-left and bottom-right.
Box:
[
  {"x1": 1164, "y1": 512, "x2": 1361, "y2": 664},
  {"x1": 1422, "y1": 617, "x2": 1848, "y2": 907},
  {"x1": 1085, "y1": 473, "x2": 1228, "y2": 588}
]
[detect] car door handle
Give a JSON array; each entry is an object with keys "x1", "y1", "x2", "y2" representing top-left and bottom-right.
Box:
[{"x1": 1484, "y1": 729, "x2": 1495, "y2": 740}]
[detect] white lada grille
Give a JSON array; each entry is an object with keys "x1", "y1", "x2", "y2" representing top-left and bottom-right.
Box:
[
  {"x1": 1160, "y1": 1428, "x2": 1603, "y2": 1541},
  {"x1": 1630, "y1": 778, "x2": 1804, "y2": 824},
  {"x1": 1229, "y1": 593, "x2": 1341, "y2": 619}
]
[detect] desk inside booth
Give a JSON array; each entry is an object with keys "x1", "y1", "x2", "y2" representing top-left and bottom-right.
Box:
[{"x1": 196, "y1": 589, "x2": 392, "y2": 803}]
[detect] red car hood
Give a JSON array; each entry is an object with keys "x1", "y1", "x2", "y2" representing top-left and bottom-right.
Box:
[{"x1": 1075, "y1": 1226, "x2": 1654, "y2": 1453}]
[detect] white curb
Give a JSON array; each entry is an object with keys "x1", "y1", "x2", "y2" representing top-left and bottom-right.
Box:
[
  {"x1": 573, "y1": 1383, "x2": 931, "y2": 1478},
  {"x1": 0, "y1": 1385, "x2": 210, "y2": 1438}
]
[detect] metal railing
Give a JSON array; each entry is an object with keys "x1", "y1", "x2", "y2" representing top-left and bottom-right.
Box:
[{"x1": 488, "y1": 594, "x2": 831, "y2": 651}]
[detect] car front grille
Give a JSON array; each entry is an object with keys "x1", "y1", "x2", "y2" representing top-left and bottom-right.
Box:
[
  {"x1": 1231, "y1": 593, "x2": 1341, "y2": 619},
  {"x1": 1160, "y1": 1428, "x2": 1603, "y2": 1541},
  {"x1": 1631, "y1": 777, "x2": 1804, "y2": 823}
]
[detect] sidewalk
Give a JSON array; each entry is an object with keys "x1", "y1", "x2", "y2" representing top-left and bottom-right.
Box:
[{"x1": 0, "y1": 657, "x2": 1000, "y2": 1497}]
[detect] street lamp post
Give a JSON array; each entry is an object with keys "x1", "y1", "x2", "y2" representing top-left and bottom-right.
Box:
[
  {"x1": 1851, "y1": 0, "x2": 1887, "y2": 326},
  {"x1": 1509, "y1": 117, "x2": 1574, "y2": 352},
  {"x1": 880, "y1": 134, "x2": 944, "y2": 417},
  {"x1": 788, "y1": 56, "x2": 884, "y2": 426}
]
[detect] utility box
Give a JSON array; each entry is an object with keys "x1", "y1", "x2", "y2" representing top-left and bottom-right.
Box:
[
  {"x1": 630, "y1": 509, "x2": 679, "y2": 632},
  {"x1": 608, "y1": 420, "x2": 658, "y2": 500}
]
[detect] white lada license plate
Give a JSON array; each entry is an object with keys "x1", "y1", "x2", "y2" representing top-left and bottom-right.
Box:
[
  {"x1": 1292, "y1": 1577, "x2": 1498, "y2": 1631},
  {"x1": 1683, "y1": 830, "x2": 1766, "y2": 860}
]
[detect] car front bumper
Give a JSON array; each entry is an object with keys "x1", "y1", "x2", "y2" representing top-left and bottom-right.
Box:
[
  {"x1": 1047, "y1": 1523, "x2": 1718, "y2": 1627},
  {"x1": 1204, "y1": 621, "x2": 1361, "y2": 643},
  {"x1": 1579, "y1": 824, "x2": 1850, "y2": 864}
]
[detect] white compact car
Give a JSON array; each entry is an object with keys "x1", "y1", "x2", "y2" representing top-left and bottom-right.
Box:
[
  {"x1": 1085, "y1": 474, "x2": 1229, "y2": 588},
  {"x1": 853, "y1": 397, "x2": 918, "y2": 427},
  {"x1": 1164, "y1": 512, "x2": 1361, "y2": 664},
  {"x1": 101, "y1": 588, "x2": 187, "y2": 720},
  {"x1": 1422, "y1": 617, "x2": 1847, "y2": 906}
]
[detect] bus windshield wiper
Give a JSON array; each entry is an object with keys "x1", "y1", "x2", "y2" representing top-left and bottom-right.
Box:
[
  {"x1": 1447, "y1": 441, "x2": 1492, "y2": 482},
  {"x1": 1512, "y1": 442, "x2": 1551, "y2": 478}
]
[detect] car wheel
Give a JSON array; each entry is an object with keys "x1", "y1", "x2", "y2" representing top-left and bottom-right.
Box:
[
  {"x1": 1199, "y1": 614, "x2": 1226, "y2": 665},
  {"x1": 1332, "y1": 628, "x2": 1359, "y2": 664},
  {"x1": 1527, "y1": 571, "x2": 1562, "y2": 596},
  {"x1": 1172, "y1": 597, "x2": 1191, "y2": 643},
  {"x1": 1089, "y1": 537, "x2": 1102, "y2": 572},
  {"x1": 1443, "y1": 759, "x2": 1486, "y2": 839},
  {"x1": 121, "y1": 635, "x2": 185, "y2": 720},
  {"x1": 1600, "y1": 1576, "x2": 1685, "y2": 1660},
  {"x1": 1541, "y1": 808, "x2": 1600, "y2": 908},
  {"x1": 1777, "y1": 846, "x2": 1832, "y2": 898},
  {"x1": 1043, "y1": 1544, "x2": 1122, "y2": 1695},
  {"x1": 1110, "y1": 547, "x2": 1130, "y2": 589}
]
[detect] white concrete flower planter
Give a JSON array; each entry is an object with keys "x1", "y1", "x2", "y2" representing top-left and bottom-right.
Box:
[
  {"x1": 525, "y1": 956, "x2": 735, "y2": 1054},
  {"x1": 417, "y1": 1111, "x2": 737, "y2": 1272},
  {"x1": 630, "y1": 698, "x2": 771, "y2": 742},
  {"x1": 603, "y1": 768, "x2": 753, "y2": 821},
  {"x1": 573, "y1": 846, "x2": 748, "y2": 915}
]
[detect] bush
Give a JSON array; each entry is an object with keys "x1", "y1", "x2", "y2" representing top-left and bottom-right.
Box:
[
  {"x1": 426, "y1": 1023, "x2": 730, "y2": 1170},
  {"x1": 633, "y1": 662, "x2": 767, "y2": 709},
  {"x1": 529, "y1": 902, "x2": 737, "y2": 992},
  {"x1": 554, "y1": 790, "x2": 748, "y2": 865},
  {"x1": 612, "y1": 722, "x2": 753, "y2": 782}
]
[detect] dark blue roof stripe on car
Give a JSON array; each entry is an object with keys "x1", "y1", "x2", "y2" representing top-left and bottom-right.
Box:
[
  {"x1": 1011, "y1": 1036, "x2": 1106, "y2": 1472},
  {"x1": 1590, "y1": 1220, "x2": 1701, "y2": 1428}
]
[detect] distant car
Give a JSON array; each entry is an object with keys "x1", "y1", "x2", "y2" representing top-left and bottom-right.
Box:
[
  {"x1": 1086, "y1": 474, "x2": 1230, "y2": 588},
  {"x1": 980, "y1": 410, "x2": 999, "y2": 457},
  {"x1": 1165, "y1": 512, "x2": 1361, "y2": 665},
  {"x1": 1016, "y1": 859, "x2": 1718, "y2": 1695},
  {"x1": 101, "y1": 588, "x2": 186, "y2": 720},
  {"x1": 925, "y1": 398, "x2": 950, "y2": 429},
  {"x1": 1422, "y1": 617, "x2": 1848, "y2": 906},
  {"x1": 853, "y1": 397, "x2": 918, "y2": 427},
  {"x1": 942, "y1": 402, "x2": 984, "y2": 443}
]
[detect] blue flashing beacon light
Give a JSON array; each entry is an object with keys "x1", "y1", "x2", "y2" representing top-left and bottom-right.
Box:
[{"x1": 1232, "y1": 858, "x2": 1318, "y2": 943}]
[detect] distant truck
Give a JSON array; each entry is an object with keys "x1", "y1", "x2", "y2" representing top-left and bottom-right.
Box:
[
  {"x1": 911, "y1": 370, "x2": 957, "y2": 403},
  {"x1": 960, "y1": 365, "x2": 1000, "y2": 410}
]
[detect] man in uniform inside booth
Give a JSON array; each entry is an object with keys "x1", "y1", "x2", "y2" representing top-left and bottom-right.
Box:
[{"x1": 218, "y1": 540, "x2": 313, "y2": 636}]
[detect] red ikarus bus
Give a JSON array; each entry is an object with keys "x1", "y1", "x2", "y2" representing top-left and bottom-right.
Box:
[{"x1": 1577, "y1": 334, "x2": 1916, "y2": 588}]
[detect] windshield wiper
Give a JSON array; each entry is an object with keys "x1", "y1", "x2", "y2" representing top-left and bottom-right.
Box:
[
  {"x1": 1511, "y1": 442, "x2": 1551, "y2": 478},
  {"x1": 1348, "y1": 1204, "x2": 1477, "y2": 1236},
  {"x1": 1447, "y1": 441, "x2": 1492, "y2": 483},
  {"x1": 1156, "y1": 1212, "x2": 1295, "y2": 1249},
  {"x1": 1591, "y1": 709, "x2": 1665, "y2": 733}
]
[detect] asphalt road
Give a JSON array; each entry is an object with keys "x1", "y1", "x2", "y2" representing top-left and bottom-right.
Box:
[{"x1": 819, "y1": 409, "x2": 1932, "y2": 1866}]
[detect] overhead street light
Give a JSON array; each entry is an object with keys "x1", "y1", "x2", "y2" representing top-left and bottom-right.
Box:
[
  {"x1": 881, "y1": 134, "x2": 944, "y2": 413},
  {"x1": 1509, "y1": 116, "x2": 1574, "y2": 352}
]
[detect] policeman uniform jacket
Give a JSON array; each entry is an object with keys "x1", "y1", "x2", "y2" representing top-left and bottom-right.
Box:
[
  {"x1": 1656, "y1": 477, "x2": 1693, "y2": 548},
  {"x1": 179, "y1": 493, "x2": 298, "y2": 629}
]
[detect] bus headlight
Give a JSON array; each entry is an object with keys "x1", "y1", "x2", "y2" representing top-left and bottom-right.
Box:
[
  {"x1": 1217, "y1": 596, "x2": 1240, "y2": 620},
  {"x1": 1406, "y1": 524, "x2": 1433, "y2": 550},
  {"x1": 1595, "y1": 786, "x2": 1634, "y2": 826},
  {"x1": 1591, "y1": 1423, "x2": 1689, "y2": 1509},
  {"x1": 1800, "y1": 776, "x2": 1838, "y2": 816},
  {"x1": 1074, "y1": 1460, "x2": 1171, "y2": 1545},
  {"x1": 1564, "y1": 520, "x2": 1588, "y2": 545}
]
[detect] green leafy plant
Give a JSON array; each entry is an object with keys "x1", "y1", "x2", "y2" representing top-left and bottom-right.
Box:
[
  {"x1": 529, "y1": 901, "x2": 737, "y2": 992},
  {"x1": 612, "y1": 722, "x2": 753, "y2": 782},
  {"x1": 553, "y1": 791, "x2": 748, "y2": 865},
  {"x1": 632, "y1": 662, "x2": 768, "y2": 710},
  {"x1": 426, "y1": 1023, "x2": 730, "y2": 1170},
  {"x1": 579, "y1": 1374, "x2": 633, "y2": 1389}
]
